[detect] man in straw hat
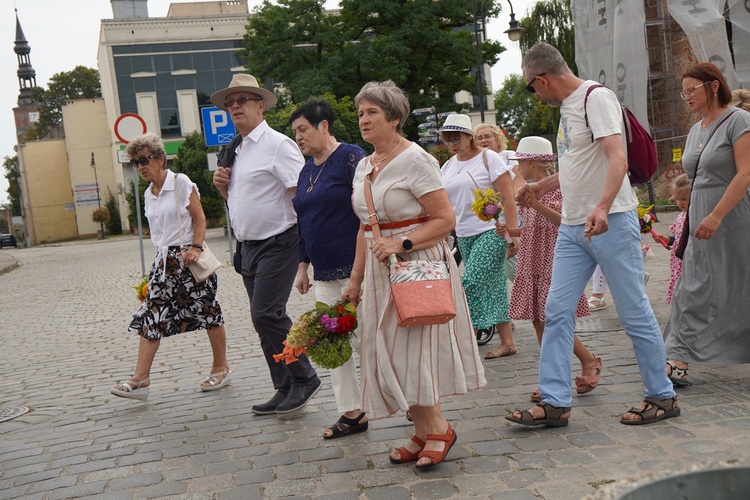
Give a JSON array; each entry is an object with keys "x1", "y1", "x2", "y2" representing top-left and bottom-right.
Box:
[
  {"x1": 506, "y1": 43, "x2": 678, "y2": 428},
  {"x1": 212, "y1": 74, "x2": 321, "y2": 415}
]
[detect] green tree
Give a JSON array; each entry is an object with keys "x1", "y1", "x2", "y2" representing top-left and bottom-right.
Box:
[
  {"x1": 241, "y1": 0, "x2": 506, "y2": 140},
  {"x1": 3, "y1": 156, "x2": 21, "y2": 216},
  {"x1": 25, "y1": 66, "x2": 101, "y2": 140},
  {"x1": 172, "y1": 132, "x2": 225, "y2": 225},
  {"x1": 494, "y1": 75, "x2": 535, "y2": 138},
  {"x1": 513, "y1": 0, "x2": 575, "y2": 136},
  {"x1": 125, "y1": 176, "x2": 149, "y2": 233},
  {"x1": 104, "y1": 187, "x2": 122, "y2": 235}
]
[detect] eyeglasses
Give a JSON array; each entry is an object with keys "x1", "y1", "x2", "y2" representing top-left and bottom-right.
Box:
[
  {"x1": 442, "y1": 137, "x2": 462, "y2": 146},
  {"x1": 475, "y1": 134, "x2": 495, "y2": 141},
  {"x1": 223, "y1": 95, "x2": 263, "y2": 108},
  {"x1": 525, "y1": 73, "x2": 547, "y2": 94},
  {"x1": 129, "y1": 154, "x2": 158, "y2": 167},
  {"x1": 680, "y1": 82, "x2": 709, "y2": 100}
]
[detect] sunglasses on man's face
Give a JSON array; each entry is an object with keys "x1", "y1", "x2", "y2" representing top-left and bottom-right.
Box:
[
  {"x1": 525, "y1": 73, "x2": 547, "y2": 94},
  {"x1": 129, "y1": 154, "x2": 158, "y2": 167},
  {"x1": 223, "y1": 95, "x2": 263, "y2": 108}
]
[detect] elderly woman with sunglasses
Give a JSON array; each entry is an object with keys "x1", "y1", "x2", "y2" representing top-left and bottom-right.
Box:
[
  {"x1": 661, "y1": 63, "x2": 750, "y2": 389},
  {"x1": 111, "y1": 132, "x2": 230, "y2": 402},
  {"x1": 440, "y1": 114, "x2": 520, "y2": 359}
]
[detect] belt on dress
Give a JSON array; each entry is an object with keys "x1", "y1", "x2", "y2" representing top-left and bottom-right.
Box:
[{"x1": 364, "y1": 216, "x2": 432, "y2": 231}]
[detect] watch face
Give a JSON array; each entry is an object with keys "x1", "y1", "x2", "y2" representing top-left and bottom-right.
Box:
[{"x1": 402, "y1": 238, "x2": 413, "y2": 251}]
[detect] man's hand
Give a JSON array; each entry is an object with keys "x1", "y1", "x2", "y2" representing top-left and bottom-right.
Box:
[
  {"x1": 213, "y1": 167, "x2": 231, "y2": 198},
  {"x1": 516, "y1": 182, "x2": 544, "y2": 209},
  {"x1": 584, "y1": 207, "x2": 610, "y2": 240}
]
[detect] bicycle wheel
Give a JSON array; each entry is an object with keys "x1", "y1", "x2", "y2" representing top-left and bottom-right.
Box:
[{"x1": 476, "y1": 325, "x2": 495, "y2": 346}]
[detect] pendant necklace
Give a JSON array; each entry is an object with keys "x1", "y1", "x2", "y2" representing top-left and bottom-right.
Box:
[
  {"x1": 307, "y1": 143, "x2": 335, "y2": 193},
  {"x1": 307, "y1": 160, "x2": 327, "y2": 193},
  {"x1": 371, "y1": 138, "x2": 403, "y2": 172}
]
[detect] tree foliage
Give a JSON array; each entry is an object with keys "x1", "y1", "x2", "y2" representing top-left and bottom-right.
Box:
[
  {"x1": 241, "y1": 0, "x2": 506, "y2": 140},
  {"x1": 104, "y1": 187, "x2": 122, "y2": 235},
  {"x1": 494, "y1": 75, "x2": 535, "y2": 138},
  {"x1": 507, "y1": 0, "x2": 575, "y2": 137},
  {"x1": 3, "y1": 156, "x2": 21, "y2": 216},
  {"x1": 25, "y1": 66, "x2": 101, "y2": 140}
]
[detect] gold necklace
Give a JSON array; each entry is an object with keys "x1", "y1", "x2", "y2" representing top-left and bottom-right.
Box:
[{"x1": 371, "y1": 138, "x2": 403, "y2": 172}]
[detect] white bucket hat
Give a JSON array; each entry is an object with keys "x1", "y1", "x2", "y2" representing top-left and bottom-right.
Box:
[
  {"x1": 509, "y1": 136, "x2": 557, "y2": 162},
  {"x1": 439, "y1": 114, "x2": 475, "y2": 136},
  {"x1": 210, "y1": 73, "x2": 278, "y2": 111}
]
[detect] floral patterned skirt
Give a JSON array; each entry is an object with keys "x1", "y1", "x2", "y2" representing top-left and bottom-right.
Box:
[{"x1": 129, "y1": 248, "x2": 224, "y2": 341}]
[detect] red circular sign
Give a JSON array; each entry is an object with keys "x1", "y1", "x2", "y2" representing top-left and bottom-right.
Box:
[{"x1": 114, "y1": 113, "x2": 147, "y2": 144}]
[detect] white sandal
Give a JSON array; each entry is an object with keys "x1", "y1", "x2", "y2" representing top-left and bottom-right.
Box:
[
  {"x1": 111, "y1": 377, "x2": 150, "y2": 401},
  {"x1": 200, "y1": 368, "x2": 231, "y2": 392}
]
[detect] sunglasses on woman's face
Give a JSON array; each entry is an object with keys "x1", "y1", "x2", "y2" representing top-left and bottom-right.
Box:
[{"x1": 129, "y1": 154, "x2": 158, "y2": 167}]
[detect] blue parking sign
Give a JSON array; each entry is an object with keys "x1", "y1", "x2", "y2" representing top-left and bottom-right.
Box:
[{"x1": 201, "y1": 107, "x2": 235, "y2": 146}]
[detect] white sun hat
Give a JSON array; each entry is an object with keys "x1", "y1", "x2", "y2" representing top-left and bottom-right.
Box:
[
  {"x1": 439, "y1": 114, "x2": 475, "y2": 136},
  {"x1": 509, "y1": 136, "x2": 557, "y2": 162}
]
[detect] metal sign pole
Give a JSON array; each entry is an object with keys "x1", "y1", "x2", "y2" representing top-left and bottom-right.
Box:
[{"x1": 132, "y1": 166, "x2": 146, "y2": 277}]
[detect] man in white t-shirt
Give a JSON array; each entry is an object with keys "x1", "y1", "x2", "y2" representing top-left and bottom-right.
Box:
[
  {"x1": 212, "y1": 74, "x2": 321, "y2": 415},
  {"x1": 506, "y1": 43, "x2": 678, "y2": 427}
]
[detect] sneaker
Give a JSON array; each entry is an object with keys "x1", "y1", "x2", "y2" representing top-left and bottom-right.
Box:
[
  {"x1": 644, "y1": 272, "x2": 650, "y2": 285},
  {"x1": 588, "y1": 296, "x2": 607, "y2": 311},
  {"x1": 275, "y1": 377, "x2": 322, "y2": 415}
]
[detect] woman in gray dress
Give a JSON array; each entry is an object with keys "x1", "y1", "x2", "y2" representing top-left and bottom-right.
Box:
[{"x1": 663, "y1": 63, "x2": 750, "y2": 386}]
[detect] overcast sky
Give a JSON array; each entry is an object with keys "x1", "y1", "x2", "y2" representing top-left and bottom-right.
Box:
[{"x1": 0, "y1": 0, "x2": 534, "y2": 204}]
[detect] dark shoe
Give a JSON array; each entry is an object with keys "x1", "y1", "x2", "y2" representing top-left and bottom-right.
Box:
[
  {"x1": 506, "y1": 402, "x2": 571, "y2": 427},
  {"x1": 323, "y1": 412, "x2": 368, "y2": 440},
  {"x1": 251, "y1": 390, "x2": 288, "y2": 415},
  {"x1": 620, "y1": 397, "x2": 680, "y2": 425},
  {"x1": 276, "y1": 378, "x2": 322, "y2": 414}
]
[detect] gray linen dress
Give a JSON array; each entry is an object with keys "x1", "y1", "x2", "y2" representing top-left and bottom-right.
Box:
[{"x1": 664, "y1": 107, "x2": 750, "y2": 364}]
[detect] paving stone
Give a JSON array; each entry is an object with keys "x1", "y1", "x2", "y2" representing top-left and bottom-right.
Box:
[
  {"x1": 47, "y1": 480, "x2": 107, "y2": 499},
  {"x1": 136, "y1": 480, "x2": 190, "y2": 498},
  {"x1": 261, "y1": 477, "x2": 318, "y2": 498},
  {"x1": 362, "y1": 485, "x2": 412, "y2": 500},
  {"x1": 252, "y1": 450, "x2": 299, "y2": 469},
  {"x1": 109, "y1": 472, "x2": 163, "y2": 490},
  {"x1": 409, "y1": 479, "x2": 457, "y2": 499},
  {"x1": 234, "y1": 467, "x2": 275, "y2": 486}
]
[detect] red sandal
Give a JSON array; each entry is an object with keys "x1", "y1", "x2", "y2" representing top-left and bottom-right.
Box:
[
  {"x1": 389, "y1": 436, "x2": 426, "y2": 464},
  {"x1": 415, "y1": 423, "x2": 457, "y2": 469}
]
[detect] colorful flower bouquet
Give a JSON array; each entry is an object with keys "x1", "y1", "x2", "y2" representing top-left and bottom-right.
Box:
[
  {"x1": 468, "y1": 173, "x2": 514, "y2": 247},
  {"x1": 274, "y1": 301, "x2": 358, "y2": 370},
  {"x1": 638, "y1": 204, "x2": 669, "y2": 249},
  {"x1": 133, "y1": 276, "x2": 149, "y2": 302}
]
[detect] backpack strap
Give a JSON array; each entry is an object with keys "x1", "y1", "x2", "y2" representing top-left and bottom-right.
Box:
[{"x1": 583, "y1": 84, "x2": 628, "y2": 144}]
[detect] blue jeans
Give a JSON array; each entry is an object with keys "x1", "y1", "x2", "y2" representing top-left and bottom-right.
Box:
[{"x1": 539, "y1": 210, "x2": 675, "y2": 407}]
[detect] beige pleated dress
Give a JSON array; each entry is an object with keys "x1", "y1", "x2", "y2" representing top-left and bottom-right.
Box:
[{"x1": 351, "y1": 143, "x2": 486, "y2": 419}]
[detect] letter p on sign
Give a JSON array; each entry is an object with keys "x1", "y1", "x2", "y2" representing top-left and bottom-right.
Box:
[{"x1": 201, "y1": 106, "x2": 235, "y2": 147}]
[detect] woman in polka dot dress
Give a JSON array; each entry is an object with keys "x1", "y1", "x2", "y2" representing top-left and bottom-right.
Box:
[{"x1": 497, "y1": 137, "x2": 600, "y2": 402}]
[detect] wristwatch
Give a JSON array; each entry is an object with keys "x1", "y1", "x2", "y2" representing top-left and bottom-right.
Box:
[{"x1": 401, "y1": 237, "x2": 413, "y2": 251}]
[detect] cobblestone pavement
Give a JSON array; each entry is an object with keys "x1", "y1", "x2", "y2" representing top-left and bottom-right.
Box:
[{"x1": 2, "y1": 211, "x2": 750, "y2": 500}]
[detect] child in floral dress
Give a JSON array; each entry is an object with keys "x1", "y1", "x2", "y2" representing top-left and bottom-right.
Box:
[
  {"x1": 651, "y1": 174, "x2": 690, "y2": 304},
  {"x1": 496, "y1": 137, "x2": 599, "y2": 402}
]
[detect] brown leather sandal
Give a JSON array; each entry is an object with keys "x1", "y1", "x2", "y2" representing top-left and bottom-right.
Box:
[
  {"x1": 506, "y1": 402, "x2": 571, "y2": 427},
  {"x1": 620, "y1": 397, "x2": 680, "y2": 425},
  {"x1": 485, "y1": 344, "x2": 518, "y2": 359},
  {"x1": 575, "y1": 355, "x2": 602, "y2": 394}
]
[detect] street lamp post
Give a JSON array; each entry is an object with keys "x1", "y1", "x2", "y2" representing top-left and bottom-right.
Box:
[
  {"x1": 472, "y1": 0, "x2": 526, "y2": 122},
  {"x1": 91, "y1": 152, "x2": 104, "y2": 238}
]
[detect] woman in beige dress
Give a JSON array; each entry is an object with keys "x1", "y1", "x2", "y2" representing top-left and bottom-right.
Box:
[{"x1": 343, "y1": 81, "x2": 485, "y2": 469}]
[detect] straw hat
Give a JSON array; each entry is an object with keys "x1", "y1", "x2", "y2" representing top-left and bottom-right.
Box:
[
  {"x1": 439, "y1": 114, "x2": 476, "y2": 136},
  {"x1": 509, "y1": 136, "x2": 557, "y2": 162},
  {"x1": 210, "y1": 74, "x2": 277, "y2": 111}
]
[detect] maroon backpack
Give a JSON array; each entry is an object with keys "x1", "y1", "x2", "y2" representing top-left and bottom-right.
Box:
[{"x1": 584, "y1": 84, "x2": 657, "y2": 185}]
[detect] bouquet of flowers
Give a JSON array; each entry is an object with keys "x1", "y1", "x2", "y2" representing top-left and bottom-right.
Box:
[
  {"x1": 274, "y1": 301, "x2": 358, "y2": 369},
  {"x1": 468, "y1": 173, "x2": 514, "y2": 247},
  {"x1": 132, "y1": 276, "x2": 149, "y2": 302},
  {"x1": 638, "y1": 204, "x2": 669, "y2": 249}
]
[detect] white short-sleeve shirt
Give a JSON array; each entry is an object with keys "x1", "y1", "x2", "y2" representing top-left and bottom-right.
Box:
[
  {"x1": 557, "y1": 81, "x2": 638, "y2": 225},
  {"x1": 227, "y1": 120, "x2": 305, "y2": 241},
  {"x1": 442, "y1": 149, "x2": 515, "y2": 237},
  {"x1": 144, "y1": 172, "x2": 198, "y2": 248}
]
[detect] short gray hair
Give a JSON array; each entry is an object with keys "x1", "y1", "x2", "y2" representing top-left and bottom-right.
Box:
[
  {"x1": 522, "y1": 43, "x2": 570, "y2": 78},
  {"x1": 355, "y1": 80, "x2": 410, "y2": 134},
  {"x1": 126, "y1": 132, "x2": 166, "y2": 162}
]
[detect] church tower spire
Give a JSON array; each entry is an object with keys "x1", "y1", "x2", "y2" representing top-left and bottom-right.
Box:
[{"x1": 15, "y1": 9, "x2": 37, "y2": 105}]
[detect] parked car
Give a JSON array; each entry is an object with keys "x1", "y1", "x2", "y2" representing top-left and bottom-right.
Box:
[{"x1": 1, "y1": 234, "x2": 18, "y2": 248}]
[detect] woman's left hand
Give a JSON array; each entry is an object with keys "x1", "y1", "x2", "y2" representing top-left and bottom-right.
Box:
[
  {"x1": 508, "y1": 239, "x2": 519, "y2": 258},
  {"x1": 182, "y1": 247, "x2": 202, "y2": 266},
  {"x1": 695, "y1": 214, "x2": 721, "y2": 240},
  {"x1": 370, "y1": 237, "x2": 403, "y2": 262}
]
